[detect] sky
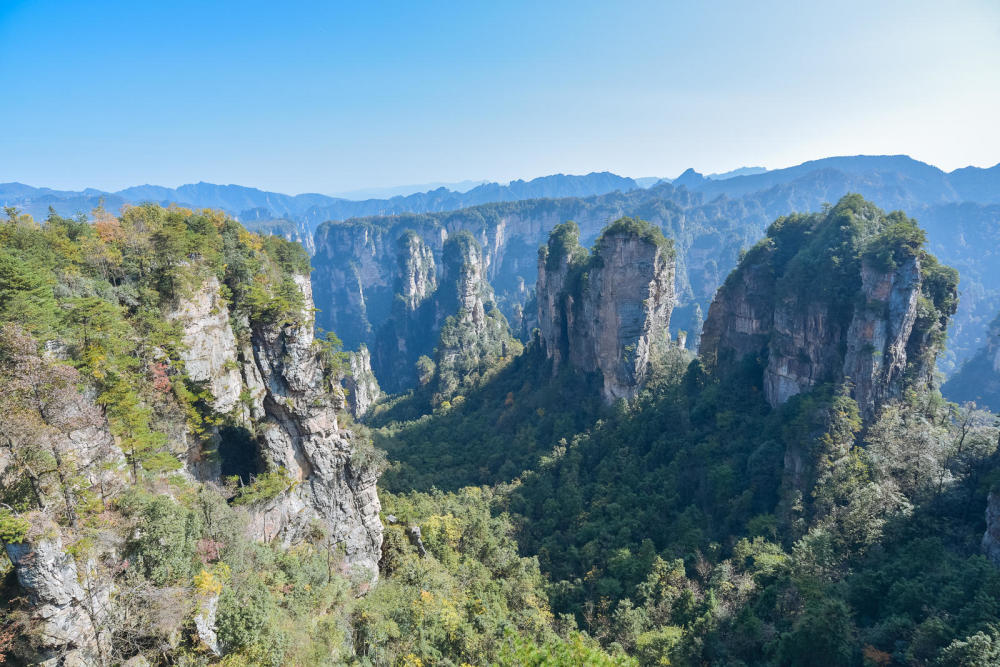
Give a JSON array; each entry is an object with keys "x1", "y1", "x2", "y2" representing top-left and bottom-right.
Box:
[{"x1": 1, "y1": 0, "x2": 999, "y2": 194}]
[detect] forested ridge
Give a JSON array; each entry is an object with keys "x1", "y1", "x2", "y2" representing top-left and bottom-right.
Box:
[
  {"x1": 369, "y1": 197, "x2": 1000, "y2": 665},
  {"x1": 2, "y1": 196, "x2": 1000, "y2": 666}
]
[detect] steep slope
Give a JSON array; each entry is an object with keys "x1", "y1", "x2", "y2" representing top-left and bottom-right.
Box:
[
  {"x1": 430, "y1": 232, "x2": 521, "y2": 402},
  {"x1": 0, "y1": 205, "x2": 383, "y2": 664},
  {"x1": 370, "y1": 193, "x2": 997, "y2": 667},
  {"x1": 344, "y1": 344, "x2": 382, "y2": 418},
  {"x1": 370, "y1": 230, "x2": 439, "y2": 391},
  {"x1": 0, "y1": 326, "x2": 124, "y2": 665},
  {"x1": 304, "y1": 158, "x2": 1000, "y2": 377},
  {"x1": 239, "y1": 274, "x2": 382, "y2": 570},
  {"x1": 537, "y1": 218, "x2": 676, "y2": 401},
  {"x1": 700, "y1": 194, "x2": 957, "y2": 419}
]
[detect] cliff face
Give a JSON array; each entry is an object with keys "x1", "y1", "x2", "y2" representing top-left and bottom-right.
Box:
[
  {"x1": 242, "y1": 276, "x2": 382, "y2": 575},
  {"x1": 700, "y1": 195, "x2": 957, "y2": 421},
  {"x1": 0, "y1": 209, "x2": 384, "y2": 664},
  {"x1": 311, "y1": 223, "x2": 401, "y2": 352},
  {"x1": 167, "y1": 275, "x2": 243, "y2": 415},
  {"x1": 307, "y1": 186, "x2": 763, "y2": 379},
  {"x1": 204, "y1": 274, "x2": 384, "y2": 576},
  {"x1": 143, "y1": 270, "x2": 385, "y2": 576},
  {"x1": 537, "y1": 219, "x2": 676, "y2": 402},
  {"x1": 431, "y1": 233, "x2": 520, "y2": 401},
  {"x1": 397, "y1": 230, "x2": 437, "y2": 310},
  {"x1": 372, "y1": 232, "x2": 439, "y2": 392},
  {"x1": 6, "y1": 528, "x2": 114, "y2": 666},
  {"x1": 344, "y1": 344, "x2": 382, "y2": 419},
  {"x1": 314, "y1": 220, "x2": 522, "y2": 395},
  {"x1": 310, "y1": 208, "x2": 588, "y2": 380},
  {"x1": 0, "y1": 326, "x2": 124, "y2": 665}
]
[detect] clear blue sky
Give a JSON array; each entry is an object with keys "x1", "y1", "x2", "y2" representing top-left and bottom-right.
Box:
[{"x1": 2, "y1": 0, "x2": 998, "y2": 194}]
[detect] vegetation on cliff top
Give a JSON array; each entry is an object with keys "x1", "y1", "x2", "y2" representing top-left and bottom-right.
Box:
[
  {"x1": 0, "y1": 203, "x2": 622, "y2": 665},
  {"x1": 3, "y1": 195, "x2": 1000, "y2": 666},
  {"x1": 373, "y1": 198, "x2": 1000, "y2": 666}
]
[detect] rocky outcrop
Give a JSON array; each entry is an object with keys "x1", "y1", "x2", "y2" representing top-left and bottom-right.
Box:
[
  {"x1": 537, "y1": 219, "x2": 676, "y2": 402},
  {"x1": 5, "y1": 525, "x2": 113, "y2": 666},
  {"x1": 243, "y1": 274, "x2": 383, "y2": 578},
  {"x1": 372, "y1": 232, "x2": 440, "y2": 392},
  {"x1": 315, "y1": 222, "x2": 521, "y2": 395},
  {"x1": 311, "y1": 208, "x2": 572, "y2": 372},
  {"x1": 396, "y1": 230, "x2": 437, "y2": 310},
  {"x1": 698, "y1": 251, "x2": 777, "y2": 372},
  {"x1": 193, "y1": 590, "x2": 221, "y2": 655},
  {"x1": 344, "y1": 345, "x2": 382, "y2": 419},
  {"x1": 983, "y1": 491, "x2": 1000, "y2": 567},
  {"x1": 0, "y1": 328, "x2": 122, "y2": 666},
  {"x1": 308, "y1": 186, "x2": 758, "y2": 376},
  {"x1": 840, "y1": 257, "x2": 922, "y2": 416},
  {"x1": 312, "y1": 222, "x2": 434, "y2": 354},
  {"x1": 161, "y1": 268, "x2": 385, "y2": 576},
  {"x1": 167, "y1": 275, "x2": 243, "y2": 415},
  {"x1": 437, "y1": 232, "x2": 490, "y2": 330},
  {"x1": 431, "y1": 233, "x2": 520, "y2": 400},
  {"x1": 700, "y1": 195, "x2": 957, "y2": 420}
]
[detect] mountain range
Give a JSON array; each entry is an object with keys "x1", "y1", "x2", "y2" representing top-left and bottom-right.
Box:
[
  {"x1": 0, "y1": 171, "x2": 641, "y2": 226},
  {"x1": 4, "y1": 156, "x2": 1000, "y2": 229},
  {"x1": 5, "y1": 154, "x2": 1000, "y2": 381}
]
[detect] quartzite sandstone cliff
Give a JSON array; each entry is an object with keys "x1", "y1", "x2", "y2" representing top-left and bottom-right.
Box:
[
  {"x1": 700, "y1": 195, "x2": 957, "y2": 421},
  {"x1": 536, "y1": 219, "x2": 676, "y2": 401},
  {"x1": 175, "y1": 272, "x2": 384, "y2": 576}
]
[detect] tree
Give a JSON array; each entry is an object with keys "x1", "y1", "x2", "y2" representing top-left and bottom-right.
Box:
[
  {"x1": 865, "y1": 402, "x2": 947, "y2": 501},
  {"x1": 0, "y1": 325, "x2": 119, "y2": 524},
  {"x1": 416, "y1": 355, "x2": 436, "y2": 386}
]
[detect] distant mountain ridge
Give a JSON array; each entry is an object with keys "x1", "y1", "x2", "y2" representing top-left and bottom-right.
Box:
[
  {"x1": 307, "y1": 155, "x2": 1000, "y2": 384},
  {"x1": 5, "y1": 155, "x2": 999, "y2": 232},
  {"x1": 0, "y1": 172, "x2": 641, "y2": 226}
]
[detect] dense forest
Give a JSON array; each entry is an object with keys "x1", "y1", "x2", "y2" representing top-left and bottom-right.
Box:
[
  {"x1": 371, "y1": 197, "x2": 1000, "y2": 665},
  {"x1": 2, "y1": 195, "x2": 1000, "y2": 666}
]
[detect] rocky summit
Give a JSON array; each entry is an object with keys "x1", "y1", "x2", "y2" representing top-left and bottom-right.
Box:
[
  {"x1": 537, "y1": 218, "x2": 677, "y2": 401},
  {"x1": 700, "y1": 194, "x2": 957, "y2": 420}
]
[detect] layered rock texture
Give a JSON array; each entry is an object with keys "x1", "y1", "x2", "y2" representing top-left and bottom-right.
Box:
[
  {"x1": 536, "y1": 218, "x2": 676, "y2": 401},
  {"x1": 6, "y1": 528, "x2": 114, "y2": 666},
  {"x1": 167, "y1": 274, "x2": 243, "y2": 415},
  {"x1": 432, "y1": 233, "x2": 521, "y2": 401},
  {"x1": 314, "y1": 220, "x2": 520, "y2": 395},
  {"x1": 372, "y1": 232, "x2": 440, "y2": 392},
  {"x1": 700, "y1": 195, "x2": 958, "y2": 420},
  {"x1": 0, "y1": 210, "x2": 386, "y2": 664},
  {"x1": 191, "y1": 273, "x2": 384, "y2": 576},
  {"x1": 0, "y1": 326, "x2": 124, "y2": 665},
  {"x1": 308, "y1": 186, "x2": 757, "y2": 381},
  {"x1": 344, "y1": 344, "x2": 382, "y2": 419}
]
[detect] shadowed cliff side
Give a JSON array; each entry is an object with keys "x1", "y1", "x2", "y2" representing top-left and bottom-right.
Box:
[{"x1": 700, "y1": 194, "x2": 958, "y2": 421}]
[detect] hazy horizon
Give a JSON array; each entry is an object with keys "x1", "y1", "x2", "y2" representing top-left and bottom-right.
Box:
[
  {"x1": 5, "y1": 153, "x2": 998, "y2": 200},
  {"x1": 2, "y1": 1, "x2": 999, "y2": 193}
]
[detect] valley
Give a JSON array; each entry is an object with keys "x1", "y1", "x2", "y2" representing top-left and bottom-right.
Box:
[{"x1": 2, "y1": 190, "x2": 1000, "y2": 665}]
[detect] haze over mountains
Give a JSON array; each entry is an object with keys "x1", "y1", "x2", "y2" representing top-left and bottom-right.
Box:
[
  {"x1": 296, "y1": 155, "x2": 1000, "y2": 388},
  {"x1": 0, "y1": 171, "x2": 641, "y2": 225},
  {"x1": 5, "y1": 154, "x2": 1000, "y2": 381},
  {"x1": 5, "y1": 155, "x2": 1000, "y2": 227}
]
